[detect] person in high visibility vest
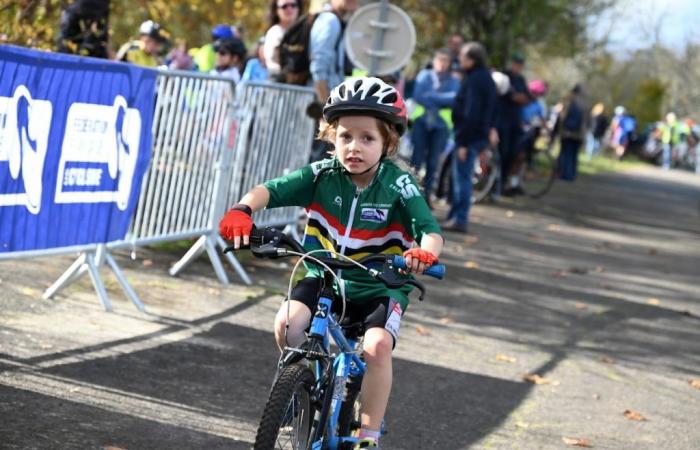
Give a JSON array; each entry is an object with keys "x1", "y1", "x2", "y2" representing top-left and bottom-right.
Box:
[{"x1": 409, "y1": 48, "x2": 460, "y2": 207}]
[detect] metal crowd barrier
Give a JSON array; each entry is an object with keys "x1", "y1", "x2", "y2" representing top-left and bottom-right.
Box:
[{"x1": 169, "y1": 81, "x2": 316, "y2": 283}]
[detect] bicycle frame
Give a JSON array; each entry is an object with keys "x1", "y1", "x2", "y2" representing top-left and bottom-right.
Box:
[{"x1": 306, "y1": 294, "x2": 366, "y2": 450}]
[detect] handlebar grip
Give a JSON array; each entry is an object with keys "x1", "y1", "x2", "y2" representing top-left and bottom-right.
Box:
[{"x1": 392, "y1": 256, "x2": 445, "y2": 280}]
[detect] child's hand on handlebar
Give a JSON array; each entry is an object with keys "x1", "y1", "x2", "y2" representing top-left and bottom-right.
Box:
[
  {"x1": 403, "y1": 248, "x2": 438, "y2": 274},
  {"x1": 219, "y1": 204, "x2": 253, "y2": 249}
]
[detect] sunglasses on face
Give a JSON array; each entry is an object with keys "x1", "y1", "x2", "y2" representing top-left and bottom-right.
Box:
[{"x1": 277, "y1": 3, "x2": 298, "y2": 10}]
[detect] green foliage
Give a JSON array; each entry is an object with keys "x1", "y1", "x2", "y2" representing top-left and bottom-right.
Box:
[{"x1": 626, "y1": 78, "x2": 666, "y2": 129}]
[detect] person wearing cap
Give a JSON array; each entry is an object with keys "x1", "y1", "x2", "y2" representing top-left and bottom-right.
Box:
[
  {"x1": 496, "y1": 52, "x2": 533, "y2": 195},
  {"x1": 194, "y1": 24, "x2": 236, "y2": 73},
  {"x1": 116, "y1": 20, "x2": 168, "y2": 67},
  {"x1": 210, "y1": 37, "x2": 248, "y2": 83}
]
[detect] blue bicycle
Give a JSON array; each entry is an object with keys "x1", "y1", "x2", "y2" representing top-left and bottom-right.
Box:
[{"x1": 226, "y1": 227, "x2": 444, "y2": 450}]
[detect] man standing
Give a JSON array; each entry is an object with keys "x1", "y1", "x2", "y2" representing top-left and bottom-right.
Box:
[
  {"x1": 309, "y1": 0, "x2": 358, "y2": 102},
  {"x1": 555, "y1": 84, "x2": 587, "y2": 181},
  {"x1": 410, "y1": 49, "x2": 460, "y2": 206},
  {"x1": 497, "y1": 52, "x2": 532, "y2": 195},
  {"x1": 446, "y1": 42, "x2": 497, "y2": 233}
]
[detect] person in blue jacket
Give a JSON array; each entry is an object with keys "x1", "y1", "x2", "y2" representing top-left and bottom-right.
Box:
[
  {"x1": 410, "y1": 48, "x2": 460, "y2": 206},
  {"x1": 445, "y1": 41, "x2": 497, "y2": 233}
]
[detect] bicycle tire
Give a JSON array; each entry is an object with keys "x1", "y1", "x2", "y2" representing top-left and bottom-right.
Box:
[
  {"x1": 337, "y1": 375, "x2": 363, "y2": 450},
  {"x1": 472, "y1": 148, "x2": 499, "y2": 204},
  {"x1": 254, "y1": 364, "x2": 315, "y2": 450},
  {"x1": 520, "y1": 149, "x2": 556, "y2": 198}
]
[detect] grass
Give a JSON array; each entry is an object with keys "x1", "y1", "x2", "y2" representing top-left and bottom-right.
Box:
[{"x1": 578, "y1": 154, "x2": 648, "y2": 175}]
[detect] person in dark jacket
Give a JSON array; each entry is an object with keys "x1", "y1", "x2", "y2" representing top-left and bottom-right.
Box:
[
  {"x1": 554, "y1": 84, "x2": 587, "y2": 181},
  {"x1": 445, "y1": 42, "x2": 497, "y2": 233},
  {"x1": 497, "y1": 52, "x2": 533, "y2": 195}
]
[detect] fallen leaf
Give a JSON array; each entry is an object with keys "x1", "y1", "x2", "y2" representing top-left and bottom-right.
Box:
[
  {"x1": 415, "y1": 325, "x2": 432, "y2": 336},
  {"x1": 562, "y1": 437, "x2": 593, "y2": 447},
  {"x1": 552, "y1": 269, "x2": 568, "y2": 278},
  {"x1": 496, "y1": 354, "x2": 517, "y2": 363},
  {"x1": 647, "y1": 298, "x2": 660, "y2": 306},
  {"x1": 514, "y1": 421, "x2": 529, "y2": 429},
  {"x1": 527, "y1": 233, "x2": 542, "y2": 241},
  {"x1": 594, "y1": 266, "x2": 605, "y2": 273},
  {"x1": 463, "y1": 235, "x2": 479, "y2": 245},
  {"x1": 452, "y1": 244, "x2": 465, "y2": 254},
  {"x1": 547, "y1": 224, "x2": 561, "y2": 231},
  {"x1": 574, "y1": 302, "x2": 588, "y2": 310},
  {"x1": 592, "y1": 393, "x2": 601, "y2": 400},
  {"x1": 142, "y1": 259, "x2": 153, "y2": 267},
  {"x1": 439, "y1": 317, "x2": 455, "y2": 325},
  {"x1": 523, "y1": 373, "x2": 551, "y2": 385},
  {"x1": 569, "y1": 266, "x2": 589, "y2": 275},
  {"x1": 623, "y1": 409, "x2": 647, "y2": 421},
  {"x1": 689, "y1": 379, "x2": 700, "y2": 390},
  {"x1": 463, "y1": 261, "x2": 480, "y2": 269},
  {"x1": 599, "y1": 356, "x2": 615, "y2": 364},
  {"x1": 207, "y1": 288, "x2": 221, "y2": 296},
  {"x1": 648, "y1": 248, "x2": 658, "y2": 256},
  {"x1": 506, "y1": 210, "x2": 515, "y2": 218}
]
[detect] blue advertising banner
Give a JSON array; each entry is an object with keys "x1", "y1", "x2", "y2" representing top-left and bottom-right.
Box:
[{"x1": 0, "y1": 45, "x2": 157, "y2": 252}]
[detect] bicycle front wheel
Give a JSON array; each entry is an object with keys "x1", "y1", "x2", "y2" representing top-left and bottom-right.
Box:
[
  {"x1": 254, "y1": 364, "x2": 315, "y2": 450},
  {"x1": 520, "y1": 149, "x2": 556, "y2": 198}
]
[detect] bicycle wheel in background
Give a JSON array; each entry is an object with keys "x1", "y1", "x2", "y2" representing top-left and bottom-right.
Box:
[
  {"x1": 520, "y1": 149, "x2": 556, "y2": 198},
  {"x1": 254, "y1": 364, "x2": 315, "y2": 450},
  {"x1": 472, "y1": 148, "x2": 499, "y2": 203}
]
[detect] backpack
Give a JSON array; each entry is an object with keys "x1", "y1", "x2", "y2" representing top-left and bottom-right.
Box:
[{"x1": 277, "y1": 12, "x2": 342, "y2": 85}]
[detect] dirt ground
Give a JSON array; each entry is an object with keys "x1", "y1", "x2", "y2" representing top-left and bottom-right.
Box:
[{"x1": 1, "y1": 165, "x2": 699, "y2": 450}]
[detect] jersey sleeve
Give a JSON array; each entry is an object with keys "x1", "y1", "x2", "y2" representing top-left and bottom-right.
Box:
[
  {"x1": 395, "y1": 173, "x2": 443, "y2": 244},
  {"x1": 263, "y1": 164, "x2": 316, "y2": 208}
]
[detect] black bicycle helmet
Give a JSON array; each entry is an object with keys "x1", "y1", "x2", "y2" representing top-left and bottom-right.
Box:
[
  {"x1": 213, "y1": 37, "x2": 247, "y2": 58},
  {"x1": 323, "y1": 77, "x2": 408, "y2": 136},
  {"x1": 139, "y1": 20, "x2": 167, "y2": 43}
]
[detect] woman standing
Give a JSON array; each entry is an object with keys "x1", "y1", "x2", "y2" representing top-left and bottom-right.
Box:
[{"x1": 263, "y1": 0, "x2": 303, "y2": 79}]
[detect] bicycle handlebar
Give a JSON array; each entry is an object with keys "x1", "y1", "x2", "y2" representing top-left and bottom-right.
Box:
[{"x1": 223, "y1": 226, "x2": 445, "y2": 300}]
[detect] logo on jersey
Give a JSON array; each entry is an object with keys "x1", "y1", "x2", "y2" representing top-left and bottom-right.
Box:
[
  {"x1": 395, "y1": 174, "x2": 420, "y2": 200},
  {"x1": 360, "y1": 207, "x2": 388, "y2": 223},
  {"x1": 334, "y1": 196, "x2": 342, "y2": 206}
]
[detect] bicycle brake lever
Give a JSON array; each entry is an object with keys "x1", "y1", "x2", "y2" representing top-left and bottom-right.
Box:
[{"x1": 406, "y1": 279, "x2": 426, "y2": 301}]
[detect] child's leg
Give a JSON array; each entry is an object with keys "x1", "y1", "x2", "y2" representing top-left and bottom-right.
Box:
[
  {"x1": 359, "y1": 327, "x2": 394, "y2": 431},
  {"x1": 274, "y1": 300, "x2": 312, "y2": 350}
]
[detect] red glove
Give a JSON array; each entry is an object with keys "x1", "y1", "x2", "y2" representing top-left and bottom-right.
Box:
[
  {"x1": 403, "y1": 248, "x2": 438, "y2": 266},
  {"x1": 219, "y1": 205, "x2": 253, "y2": 242}
]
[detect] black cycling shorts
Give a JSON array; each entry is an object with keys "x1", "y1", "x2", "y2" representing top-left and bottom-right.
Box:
[{"x1": 290, "y1": 277, "x2": 403, "y2": 345}]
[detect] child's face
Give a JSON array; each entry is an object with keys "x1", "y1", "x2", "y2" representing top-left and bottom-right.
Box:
[{"x1": 335, "y1": 116, "x2": 384, "y2": 177}]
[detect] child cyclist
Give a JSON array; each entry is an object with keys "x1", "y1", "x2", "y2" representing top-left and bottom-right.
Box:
[{"x1": 219, "y1": 77, "x2": 443, "y2": 449}]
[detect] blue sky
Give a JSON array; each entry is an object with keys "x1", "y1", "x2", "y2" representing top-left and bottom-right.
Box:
[{"x1": 593, "y1": 0, "x2": 700, "y2": 53}]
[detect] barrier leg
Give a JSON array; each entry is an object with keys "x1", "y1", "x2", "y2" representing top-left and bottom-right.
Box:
[
  {"x1": 216, "y1": 235, "x2": 252, "y2": 285},
  {"x1": 43, "y1": 253, "x2": 88, "y2": 300},
  {"x1": 169, "y1": 235, "x2": 207, "y2": 277},
  {"x1": 205, "y1": 235, "x2": 230, "y2": 285},
  {"x1": 85, "y1": 252, "x2": 113, "y2": 312},
  {"x1": 105, "y1": 252, "x2": 146, "y2": 313}
]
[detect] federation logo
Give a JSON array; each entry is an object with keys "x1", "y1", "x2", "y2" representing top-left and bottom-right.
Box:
[
  {"x1": 0, "y1": 85, "x2": 53, "y2": 214},
  {"x1": 54, "y1": 95, "x2": 141, "y2": 211}
]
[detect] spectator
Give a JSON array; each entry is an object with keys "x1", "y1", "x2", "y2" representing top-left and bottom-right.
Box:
[
  {"x1": 446, "y1": 32, "x2": 464, "y2": 74},
  {"x1": 242, "y1": 37, "x2": 270, "y2": 82},
  {"x1": 410, "y1": 48, "x2": 460, "y2": 207},
  {"x1": 445, "y1": 42, "x2": 497, "y2": 233},
  {"x1": 116, "y1": 20, "x2": 168, "y2": 67},
  {"x1": 165, "y1": 40, "x2": 196, "y2": 71},
  {"x1": 586, "y1": 102, "x2": 609, "y2": 159},
  {"x1": 194, "y1": 24, "x2": 236, "y2": 73},
  {"x1": 264, "y1": 0, "x2": 303, "y2": 80},
  {"x1": 497, "y1": 52, "x2": 533, "y2": 195},
  {"x1": 309, "y1": 0, "x2": 359, "y2": 102},
  {"x1": 554, "y1": 84, "x2": 587, "y2": 181},
  {"x1": 210, "y1": 37, "x2": 247, "y2": 83},
  {"x1": 660, "y1": 112, "x2": 681, "y2": 170},
  {"x1": 57, "y1": 0, "x2": 110, "y2": 58}
]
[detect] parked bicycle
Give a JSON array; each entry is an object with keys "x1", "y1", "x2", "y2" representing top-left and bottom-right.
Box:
[{"x1": 225, "y1": 226, "x2": 444, "y2": 450}]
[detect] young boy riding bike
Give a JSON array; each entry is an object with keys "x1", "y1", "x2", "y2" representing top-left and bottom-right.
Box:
[{"x1": 220, "y1": 77, "x2": 444, "y2": 449}]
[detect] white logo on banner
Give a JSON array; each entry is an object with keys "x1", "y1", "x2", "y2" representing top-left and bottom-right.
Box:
[
  {"x1": 0, "y1": 85, "x2": 53, "y2": 214},
  {"x1": 54, "y1": 95, "x2": 141, "y2": 211}
]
